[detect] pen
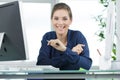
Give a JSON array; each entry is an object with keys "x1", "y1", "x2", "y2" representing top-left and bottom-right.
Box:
[
  {"x1": 55, "y1": 43, "x2": 60, "y2": 46},
  {"x1": 97, "y1": 49, "x2": 102, "y2": 56},
  {"x1": 47, "y1": 40, "x2": 60, "y2": 46}
]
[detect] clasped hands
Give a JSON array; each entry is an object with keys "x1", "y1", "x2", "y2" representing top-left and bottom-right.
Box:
[{"x1": 47, "y1": 39, "x2": 85, "y2": 55}]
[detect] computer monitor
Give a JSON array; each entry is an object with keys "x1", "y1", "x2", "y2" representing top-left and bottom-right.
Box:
[{"x1": 0, "y1": 1, "x2": 28, "y2": 61}]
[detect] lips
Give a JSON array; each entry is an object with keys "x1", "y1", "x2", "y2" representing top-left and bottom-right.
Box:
[{"x1": 57, "y1": 25, "x2": 65, "y2": 31}]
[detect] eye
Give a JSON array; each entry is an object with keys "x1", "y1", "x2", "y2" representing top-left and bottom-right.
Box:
[
  {"x1": 63, "y1": 17, "x2": 68, "y2": 21},
  {"x1": 54, "y1": 17, "x2": 59, "y2": 20}
]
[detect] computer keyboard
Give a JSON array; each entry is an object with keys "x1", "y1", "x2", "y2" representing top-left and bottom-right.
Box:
[
  {"x1": 19, "y1": 65, "x2": 59, "y2": 71},
  {"x1": 0, "y1": 65, "x2": 59, "y2": 72}
]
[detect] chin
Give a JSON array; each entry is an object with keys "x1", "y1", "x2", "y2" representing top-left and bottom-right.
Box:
[
  {"x1": 58, "y1": 32, "x2": 64, "y2": 35},
  {"x1": 56, "y1": 29, "x2": 66, "y2": 34}
]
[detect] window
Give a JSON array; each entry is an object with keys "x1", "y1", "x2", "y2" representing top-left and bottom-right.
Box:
[{"x1": 22, "y1": 3, "x2": 51, "y2": 61}]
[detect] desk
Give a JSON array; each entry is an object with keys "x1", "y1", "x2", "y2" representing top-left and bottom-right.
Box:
[{"x1": 0, "y1": 69, "x2": 120, "y2": 79}]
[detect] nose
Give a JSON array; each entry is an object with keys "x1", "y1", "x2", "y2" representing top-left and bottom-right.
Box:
[{"x1": 58, "y1": 19, "x2": 64, "y2": 25}]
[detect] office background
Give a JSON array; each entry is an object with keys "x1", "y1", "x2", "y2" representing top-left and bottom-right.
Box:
[
  {"x1": 0, "y1": 0, "x2": 120, "y2": 80},
  {"x1": 0, "y1": 0, "x2": 119, "y2": 68}
]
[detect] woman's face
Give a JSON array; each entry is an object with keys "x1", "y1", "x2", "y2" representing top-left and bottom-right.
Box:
[{"x1": 51, "y1": 9, "x2": 72, "y2": 35}]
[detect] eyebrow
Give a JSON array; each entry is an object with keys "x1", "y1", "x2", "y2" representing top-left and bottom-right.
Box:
[{"x1": 53, "y1": 16, "x2": 68, "y2": 18}]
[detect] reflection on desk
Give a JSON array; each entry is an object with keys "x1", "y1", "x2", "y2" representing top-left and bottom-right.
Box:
[{"x1": 0, "y1": 65, "x2": 120, "y2": 79}]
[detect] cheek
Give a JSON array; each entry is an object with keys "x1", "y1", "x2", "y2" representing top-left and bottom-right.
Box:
[
  {"x1": 65, "y1": 22, "x2": 71, "y2": 27},
  {"x1": 51, "y1": 20, "x2": 56, "y2": 25},
  {"x1": 68, "y1": 20, "x2": 72, "y2": 25}
]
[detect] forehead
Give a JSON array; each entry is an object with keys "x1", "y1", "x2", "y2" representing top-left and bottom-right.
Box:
[{"x1": 53, "y1": 9, "x2": 69, "y2": 17}]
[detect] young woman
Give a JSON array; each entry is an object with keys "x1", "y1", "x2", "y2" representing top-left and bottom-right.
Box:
[{"x1": 36, "y1": 2, "x2": 92, "y2": 80}]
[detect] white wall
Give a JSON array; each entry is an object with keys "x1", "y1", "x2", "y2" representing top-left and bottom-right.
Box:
[{"x1": 116, "y1": 0, "x2": 120, "y2": 61}]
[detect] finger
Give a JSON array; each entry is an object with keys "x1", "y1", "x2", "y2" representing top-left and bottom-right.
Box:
[
  {"x1": 81, "y1": 44, "x2": 85, "y2": 47},
  {"x1": 77, "y1": 44, "x2": 85, "y2": 47},
  {"x1": 47, "y1": 40, "x2": 50, "y2": 45},
  {"x1": 47, "y1": 40, "x2": 54, "y2": 46},
  {"x1": 80, "y1": 44, "x2": 85, "y2": 46}
]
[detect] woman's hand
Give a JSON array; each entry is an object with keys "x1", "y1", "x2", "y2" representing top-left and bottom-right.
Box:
[
  {"x1": 72, "y1": 44, "x2": 85, "y2": 55},
  {"x1": 47, "y1": 39, "x2": 66, "y2": 52}
]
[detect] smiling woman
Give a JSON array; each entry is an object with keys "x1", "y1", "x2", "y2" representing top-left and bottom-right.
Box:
[{"x1": 36, "y1": 3, "x2": 92, "y2": 80}]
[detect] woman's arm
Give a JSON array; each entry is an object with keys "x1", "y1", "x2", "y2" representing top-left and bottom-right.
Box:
[{"x1": 58, "y1": 31, "x2": 92, "y2": 70}]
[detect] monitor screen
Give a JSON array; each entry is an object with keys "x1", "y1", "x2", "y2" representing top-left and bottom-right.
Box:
[{"x1": 0, "y1": 1, "x2": 28, "y2": 61}]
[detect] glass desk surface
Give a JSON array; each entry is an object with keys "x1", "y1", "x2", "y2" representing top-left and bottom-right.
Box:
[
  {"x1": 0, "y1": 66, "x2": 120, "y2": 79},
  {"x1": 0, "y1": 65, "x2": 120, "y2": 73}
]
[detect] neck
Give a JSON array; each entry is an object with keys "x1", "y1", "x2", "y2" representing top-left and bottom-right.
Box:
[{"x1": 57, "y1": 33, "x2": 67, "y2": 46}]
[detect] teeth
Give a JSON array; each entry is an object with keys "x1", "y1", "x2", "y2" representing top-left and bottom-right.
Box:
[
  {"x1": 58, "y1": 26, "x2": 64, "y2": 29},
  {"x1": 56, "y1": 24, "x2": 65, "y2": 30}
]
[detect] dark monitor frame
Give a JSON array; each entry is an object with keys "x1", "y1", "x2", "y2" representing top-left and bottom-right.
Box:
[{"x1": 0, "y1": 1, "x2": 29, "y2": 61}]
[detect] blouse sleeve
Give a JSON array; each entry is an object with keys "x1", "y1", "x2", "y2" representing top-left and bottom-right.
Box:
[
  {"x1": 36, "y1": 33, "x2": 52, "y2": 65},
  {"x1": 59, "y1": 31, "x2": 92, "y2": 70}
]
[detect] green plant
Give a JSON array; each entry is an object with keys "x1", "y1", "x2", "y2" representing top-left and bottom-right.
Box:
[
  {"x1": 112, "y1": 43, "x2": 116, "y2": 60},
  {"x1": 94, "y1": 0, "x2": 116, "y2": 60},
  {"x1": 94, "y1": 15, "x2": 106, "y2": 41}
]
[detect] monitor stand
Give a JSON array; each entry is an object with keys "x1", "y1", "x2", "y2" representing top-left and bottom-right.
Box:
[{"x1": 0, "y1": 32, "x2": 5, "y2": 50}]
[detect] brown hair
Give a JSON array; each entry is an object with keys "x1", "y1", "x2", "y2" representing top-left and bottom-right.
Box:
[{"x1": 51, "y1": 3, "x2": 72, "y2": 20}]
